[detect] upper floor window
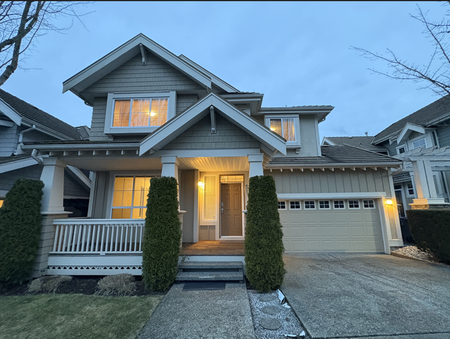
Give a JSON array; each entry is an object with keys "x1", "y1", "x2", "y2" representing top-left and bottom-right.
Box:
[
  {"x1": 264, "y1": 115, "x2": 300, "y2": 146},
  {"x1": 396, "y1": 145, "x2": 406, "y2": 154},
  {"x1": 105, "y1": 92, "x2": 176, "y2": 134},
  {"x1": 411, "y1": 137, "x2": 426, "y2": 150}
]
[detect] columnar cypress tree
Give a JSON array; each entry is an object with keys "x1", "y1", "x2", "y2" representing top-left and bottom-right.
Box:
[
  {"x1": 142, "y1": 177, "x2": 181, "y2": 292},
  {"x1": 245, "y1": 175, "x2": 285, "y2": 292},
  {"x1": 0, "y1": 179, "x2": 44, "y2": 289}
]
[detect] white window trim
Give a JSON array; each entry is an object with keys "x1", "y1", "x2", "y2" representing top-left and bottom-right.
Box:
[
  {"x1": 278, "y1": 201, "x2": 287, "y2": 210},
  {"x1": 318, "y1": 200, "x2": 331, "y2": 210},
  {"x1": 362, "y1": 199, "x2": 376, "y2": 209},
  {"x1": 304, "y1": 200, "x2": 316, "y2": 210},
  {"x1": 333, "y1": 200, "x2": 346, "y2": 209},
  {"x1": 411, "y1": 137, "x2": 427, "y2": 150},
  {"x1": 348, "y1": 200, "x2": 360, "y2": 209},
  {"x1": 264, "y1": 114, "x2": 301, "y2": 148},
  {"x1": 406, "y1": 179, "x2": 415, "y2": 198},
  {"x1": 104, "y1": 91, "x2": 176, "y2": 134},
  {"x1": 396, "y1": 144, "x2": 407, "y2": 155},
  {"x1": 289, "y1": 200, "x2": 301, "y2": 210}
]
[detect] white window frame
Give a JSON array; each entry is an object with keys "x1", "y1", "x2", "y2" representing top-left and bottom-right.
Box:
[
  {"x1": 333, "y1": 200, "x2": 345, "y2": 209},
  {"x1": 406, "y1": 181, "x2": 415, "y2": 198},
  {"x1": 348, "y1": 200, "x2": 360, "y2": 209},
  {"x1": 104, "y1": 91, "x2": 176, "y2": 134},
  {"x1": 411, "y1": 137, "x2": 427, "y2": 150},
  {"x1": 304, "y1": 200, "x2": 316, "y2": 210},
  {"x1": 278, "y1": 201, "x2": 287, "y2": 210},
  {"x1": 318, "y1": 200, "x2": 331, "y2": 210},
  {"x1": 289, "y1": 200, "x2": 301, "y2": 210},
  {"x1": 264, "y1": 114, "x2": 301, "y2": 147},
  {"x1": 396, "y1": 144, "x2": 407, "y2": 155},
  {"x1": 363, "y1": 199, "x2": 375, "y2": 209}
]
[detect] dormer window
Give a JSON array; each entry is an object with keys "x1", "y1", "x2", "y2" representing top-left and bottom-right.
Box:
[
  {"x1": 264, "y1": 115, "x2": 300, "y2": 147},
  {"x1": 105, "y1": 91, "x2": 176, "y2": 134},
  {"x1": 411, "y1": 137, "x2": 426, "y2": 150}
]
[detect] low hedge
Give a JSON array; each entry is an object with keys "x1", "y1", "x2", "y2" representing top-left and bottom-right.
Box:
[
  {"x1": 0, "y1": 179, "x2": 44, "y2": 289},
  {"x1": 245, "y1": 175, "x2": 285, "y2": 292},
  {"x1": 406, "y1": 209, "x2": 450, "y2": 263},
  {"x1": 142, "y1": 177, "x2": 181, "y2": 292}
]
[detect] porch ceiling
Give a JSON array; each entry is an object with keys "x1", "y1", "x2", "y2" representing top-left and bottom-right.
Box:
[{"x1": 178, "y1": 156, "x2": 249, "y2": 172}]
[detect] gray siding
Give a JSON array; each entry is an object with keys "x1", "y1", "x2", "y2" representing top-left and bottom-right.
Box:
[
  {"x1": 437, "y1": 124, "x2": 450, "y2": 147},
  {"x1": 180, "y1": 170, "x2": 196, "y2": 242},
  {"x1": 89, "y1": 97, "x2": 111, "y2": 142},
  {"x1": 0, "y1": 125, "x2": 18, "y2": 157},
  {"x1": 267, "y1": 169, "x2": 392, "y2": 196},
  {"x1": 81, "y1": 53, "x2": 204, "y2": 97},
  {"x1": 64, "y1": 169, "x2": 90, "y2": 198},
  {"x1": 177, "y1": 94, "x2": 198, "y2": 115},
  {"x1": 90, "y1": 171, "x2": 111, "y2": 218},
  {"x1": 0, "y1": 165, "x2": 42, "y2": 191},
  {"x1": 162, "y1": 114, "x2": 260, "y2": 150}
]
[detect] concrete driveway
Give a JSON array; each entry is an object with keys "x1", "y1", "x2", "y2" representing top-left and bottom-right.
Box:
[{"x1": 282, "y1": 254, "x2": 450, "y2": 339}]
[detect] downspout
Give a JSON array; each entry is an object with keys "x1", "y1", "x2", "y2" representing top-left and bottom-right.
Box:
[
  {"x1": 14, "y1": 124, "x2": 36, "y2": 155},
  {"x1": 31, "y1": 149, "x2": 43, "y2": 165}
]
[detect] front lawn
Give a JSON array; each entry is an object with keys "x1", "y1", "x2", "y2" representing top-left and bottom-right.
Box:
[{"x1": 0, "y1": 294, "x2": 163, "y2": 339}]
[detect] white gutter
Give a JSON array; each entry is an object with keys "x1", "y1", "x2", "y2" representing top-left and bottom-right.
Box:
[{"x1": 14, "y1": 124, "x2": 36, "y2": 155}]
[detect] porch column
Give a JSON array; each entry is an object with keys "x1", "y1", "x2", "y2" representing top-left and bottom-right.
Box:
[
  {"x1": 33, "y1": 157, "x2": 70, "y2": 278},
  {"x1": 410, "y1": 159, "x2": 447, "y2": 208},
  {"x1": 161, "y1": 156, "x2": 179, "y2": 181},
  {"x1": 248, "y1": 153, "x2": 264, "y2": 177}
]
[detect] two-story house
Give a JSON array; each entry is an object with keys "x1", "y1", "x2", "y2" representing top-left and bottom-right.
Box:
[
  {"x1": 0, "y1": 89, "x2": 91, "y2": 216},
  {"x1": 25, "y1": 34, "x2": 403, "y2": 277},
  {"x1": 372, "y1": 94, "x2": 450, "y2": 217}
]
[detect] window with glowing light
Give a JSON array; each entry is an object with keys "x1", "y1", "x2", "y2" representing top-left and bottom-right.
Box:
[
  {"x1": 264, "y1": 115, "x2": 300, "y2": 146},
  {"x1": 111, "y1": 176, "x2": 152, "y2": 219},
  {"x1": 112, "y1": 98, "x2": 168, "y2": 127}
]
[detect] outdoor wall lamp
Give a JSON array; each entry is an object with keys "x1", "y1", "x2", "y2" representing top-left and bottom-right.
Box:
[
  {"x1": 385, "y1": 199, "x2": 393, "y2": 205},
  {"x1": 198, "y1": 180, "x2": 204, "y2": 188}
]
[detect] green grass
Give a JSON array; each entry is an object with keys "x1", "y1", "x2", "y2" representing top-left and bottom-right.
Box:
[{"x1": 0, "y1": 294, "x2": 163, "y2": 339}]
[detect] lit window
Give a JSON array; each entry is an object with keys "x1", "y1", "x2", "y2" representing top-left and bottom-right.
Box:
[
  {"x1": 304, "y1": 201, "x2": 315, "y2": 209},
  {"x1": 278, "y1": 201, "x2": 286, "y2": 210},
  {"x1": 412, "y1": 138, "x2": 426, "y2": 150},
  {"x1": 319, "y1": 200, "x2": 330, "y2": 209},
  {"x1": 269, "y1": 118, "x2": 296, "y2": 142},
  {"x1": 0, "y1": 199, "x2": 4, "y2": 208},
  {"x1": 363, "y1": 200, "x2": 375, "y2": 209},
  {"x1": 113, "y1": 98, "x2": 168, "y2": 128},
  {"x1": 333, "y1": 200, "x2": 345, "y2": 209},
  {"x1": 112, "y1": 176, "x2": 152, "y2": 219},
  {"x1": 290, "y1": 201, "x2": 301, "y2": 210},
  {"x1": 348, "y1": 200, "x2": 360, "y2": 209}
]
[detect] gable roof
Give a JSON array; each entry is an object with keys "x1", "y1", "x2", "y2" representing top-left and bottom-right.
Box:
[
  {"x1": 0, "y1": 89, "x2": 82, "y2": 140},
  {"x1": 139, "y1": 93, "x2": 286, "y2": 156},
  {"x1": 267, "y1": 145, "x2": 400, "y2": 168},
  {"x1": 323, "y1": 136, "x2": 387, "y2": 153},
  {"x1": 64, "y1": 34, "x2": 241, "y2": 104},
  {"x1": 373, "y1": 94, "x2": 450, "y2": 144}
]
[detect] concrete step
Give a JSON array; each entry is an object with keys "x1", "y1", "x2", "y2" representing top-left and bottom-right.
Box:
[
  {"x1": 175, "y1": 271, "x2": 244, "y2": 282},
  {"x1": 178, "y1": 261, "x2": 243, "y2": 271}
]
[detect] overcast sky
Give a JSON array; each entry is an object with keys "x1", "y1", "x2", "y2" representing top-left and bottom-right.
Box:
[{"x1": 2, "y1": 1, "x2": 446, "y2": 139}]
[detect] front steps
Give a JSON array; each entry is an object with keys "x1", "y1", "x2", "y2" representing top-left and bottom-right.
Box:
[{"x1": 175, "y1": 261, "x2": 244, "y2": 283}]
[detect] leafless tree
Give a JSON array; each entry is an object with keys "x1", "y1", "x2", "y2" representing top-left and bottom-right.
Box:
[
  {"x1": 0, "y1": 1, "x2": 90, "y2": 87},
  {"x1": 352, "y1": 2, "x2": 450, "y2": 96}
]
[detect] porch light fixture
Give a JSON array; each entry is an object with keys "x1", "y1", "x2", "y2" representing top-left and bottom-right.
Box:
[
  {"x1": 385, "y1": 199, "x2": 393, "y2": 205},
  {"x1": 198, "y1": 180, "x2": 204, "y2": 188}
]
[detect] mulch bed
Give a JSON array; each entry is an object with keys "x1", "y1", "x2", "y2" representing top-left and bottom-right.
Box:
[{"x1": 1, "y1": 276, "x2": 165, "y2": 297}]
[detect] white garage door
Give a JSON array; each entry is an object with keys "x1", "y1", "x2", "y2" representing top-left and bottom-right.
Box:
[{"x1": 279, "y1": 199, "x2": 384, "y2": 253}]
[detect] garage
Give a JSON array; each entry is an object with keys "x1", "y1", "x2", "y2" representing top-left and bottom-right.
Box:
[{"x1": 278, "y1": 199, "x2": 385, "y2": 253}]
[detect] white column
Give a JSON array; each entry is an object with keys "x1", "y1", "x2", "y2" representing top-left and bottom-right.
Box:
[
  {"x1": 248, "y1": 153, "x2": 264, "y2": 177},
  {"x1": 161, "y1": 156, "x2": 179, "y2": 181},
  {"x1": 411, "y1": 159, "x2": 446, "y2": 205},
  {"x1": 40, "y1": 157, "x2": 67, "y2": 214}
]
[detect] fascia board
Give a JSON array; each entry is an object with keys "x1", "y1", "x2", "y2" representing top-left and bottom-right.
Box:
[
  {"x1": 0, "y1": 99, "x2": 21, "y2": 125},
  {"x1": 140, "y1": 93, "x2": 287, "y2": 156},
  {"x1": 321, "y1": 137, "x2": 336, "y2": 146},
  {"x1": 63, "y1": 34, "x2": 212, "y2": 94},
  {"x1": 22, "y1": 142, "x2": 140, "y2": 151},
  {"x1": 265, "y1": 162, "x2": 401, "y2": 169},
  {"x1": 0, "y1": 157, "x2": 37, "y2": 174},
  {"x1": 21, "y1": 118, "x2": 77, "y2": 141},
  {"x1": 277, "y1": 192, "x2": 386, "y2": 200},
  {"x1": 396, "y1": 122, "x2": 426, "y2": 144}
]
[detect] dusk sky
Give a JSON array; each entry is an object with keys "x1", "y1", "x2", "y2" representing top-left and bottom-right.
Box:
[{"x1": 2, "y1": 1, "x2": 446, "y2": 139}]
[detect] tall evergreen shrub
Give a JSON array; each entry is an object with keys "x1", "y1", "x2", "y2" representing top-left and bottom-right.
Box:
[
  {"x1": 406, "y1": 209, "x2": 450, "y2": 263},
  {"x1": 245, "y1": 175, "x2": 285, "y2": 292},
  {"x1": 0, "y1": 179, "x2": 44, "y2": 289},
  {"x1": 142, "y1": 177, "x2": 181, "y2": 291}
]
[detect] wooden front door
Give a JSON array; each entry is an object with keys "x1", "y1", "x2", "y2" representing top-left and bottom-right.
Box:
[{"x1": 220, "y1": 183, "x2": 242, "y2": 236}]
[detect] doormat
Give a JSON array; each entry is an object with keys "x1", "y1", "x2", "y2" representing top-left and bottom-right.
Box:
[{"x1": 182, "y1": 281, "x2": 226, "y2": 291}]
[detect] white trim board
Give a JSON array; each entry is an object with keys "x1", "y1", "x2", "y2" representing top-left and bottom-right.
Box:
[
  {"x1": 0, "y1": 157, "x2": 38, "y2": 174},
  {"x1": 277, "y1": 192, "x2": 387, "y2": 200},
  {"x1": 0, "y1": 99, "x2": 21, "y2": 125}
]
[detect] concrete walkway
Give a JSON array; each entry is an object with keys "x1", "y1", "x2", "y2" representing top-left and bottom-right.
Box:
[
  {"x1": 138, "y1": 283, "x2": 255, "y2": 339},
  {"x1": 282, "y1": 253, "x2": 450, "y2": 339}
]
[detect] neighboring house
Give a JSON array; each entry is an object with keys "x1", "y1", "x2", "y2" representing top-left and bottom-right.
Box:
[
  {"x1": 371, "y1": 94, "x2": 450, "y2": 218},
  {"x1": 26, "y1": 34, "x2": 403, "y2": 277},
  {"x1": 322, "y1": 136, "x2": 388, "y2": 154},
  {"x1": 0, "y1": 89, "x2": 91, "y2": 216}
]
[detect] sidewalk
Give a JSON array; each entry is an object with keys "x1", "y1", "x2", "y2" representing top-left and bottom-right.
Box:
[{"x1": 138, "y1": 283, "x2": 255, "y2": 339}]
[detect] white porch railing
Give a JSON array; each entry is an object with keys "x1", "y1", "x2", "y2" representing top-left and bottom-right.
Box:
[{"x1": 51, "y1": 219, "x2": 145, "y2": 254}]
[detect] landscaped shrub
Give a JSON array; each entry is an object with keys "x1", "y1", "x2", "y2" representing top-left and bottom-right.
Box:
[
  {"x1": 0, "y1": 179, "x2": 44, "y2": 289},
  {"x1": 95, "y1": 274, "x2": 136, "y2": 296},
  {"x1": 406, "y1": 209, "x2": 450, "y2": 263},
  {"x1": 142, "y1": 177, "x2": 181, "y2": 292},
  {"x1": 245, "y1": 175, "x2": 285, "y2": 292}
]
